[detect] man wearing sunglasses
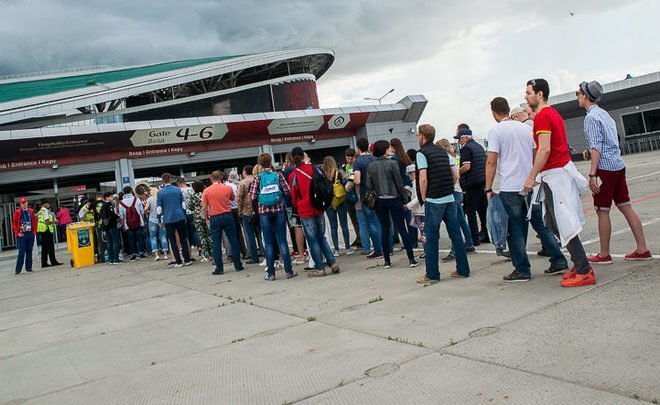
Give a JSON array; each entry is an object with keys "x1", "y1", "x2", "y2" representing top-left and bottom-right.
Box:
[{"x1": 577, "y1": 80, "x2": 652, "y2": 264}]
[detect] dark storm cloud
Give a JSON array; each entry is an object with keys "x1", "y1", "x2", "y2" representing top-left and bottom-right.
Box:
[{"x1": 0, "y1": 0, "x2": 629, "y2": 77}]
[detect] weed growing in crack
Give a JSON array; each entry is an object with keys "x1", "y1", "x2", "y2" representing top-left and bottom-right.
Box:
[{"x1": 368, "y1": 295, "x2": 383, "y2": 304}]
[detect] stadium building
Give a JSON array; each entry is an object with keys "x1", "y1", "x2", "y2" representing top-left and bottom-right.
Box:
[{"x1": 0, "y1": 48, "x2": 427, "y2": 249}]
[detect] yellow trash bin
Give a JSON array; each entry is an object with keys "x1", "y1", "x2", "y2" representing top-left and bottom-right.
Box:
[{"x1": 66, "y1": 222, "x2": 96, "y2": 268}]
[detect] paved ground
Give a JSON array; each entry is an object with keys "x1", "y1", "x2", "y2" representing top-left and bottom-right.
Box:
[{"x1": 1, "y1": 151, "x2": 659, "y2": 404}]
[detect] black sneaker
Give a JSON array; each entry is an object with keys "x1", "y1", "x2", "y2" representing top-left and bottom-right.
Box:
[
  {"x1": 211, "y1": 270, "x2": 224, "y2": 275},
  {"x1": 537, "y1": 249, "x2": 550, "y2": 257},
  {"x1": 465, "y1": 246, "x2": 476, "y2": 253},
  {"x1": 442, "y1": 252, "x2": 455, "y2": 262},
  {"x1": 383, "y1": 261, "x2": 392, "y2": 269},
  {"x1": 409, "y1": 259, "x2": 419, "y2": 268},
  {"x1": 503, "y1": 270, "x2": 531, "y2": 282},
  {"x1": 129, "y1": 255, "x2": 137, "y2": 261},
  {"x1": 544, "y1": 264, "x2": 568, "y2": 275}
]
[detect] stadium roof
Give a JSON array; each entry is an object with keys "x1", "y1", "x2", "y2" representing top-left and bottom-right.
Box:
[{"x1": 0, "y1": 56, "x2": 241, "y2": 104}]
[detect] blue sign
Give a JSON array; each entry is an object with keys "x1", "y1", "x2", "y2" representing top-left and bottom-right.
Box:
[{"x1": 122, "y1": 176, "x2": 130, "y2": 184}]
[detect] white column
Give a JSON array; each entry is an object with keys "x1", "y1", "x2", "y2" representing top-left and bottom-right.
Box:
[{"x1": 114, "y1": 159, "x2": 135, "y2": 191}]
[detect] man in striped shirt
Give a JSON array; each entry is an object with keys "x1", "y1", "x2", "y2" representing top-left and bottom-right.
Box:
[{"x1": 577, "y1": 81, "x2": 652, "y2": 263}]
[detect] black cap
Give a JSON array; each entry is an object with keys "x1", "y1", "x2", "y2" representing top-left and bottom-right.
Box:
[{"x1": 291, "y1": 146, "x2": 304, "y2": 157}]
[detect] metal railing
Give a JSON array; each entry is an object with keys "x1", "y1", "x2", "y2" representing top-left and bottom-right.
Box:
[{"x1": 621, "y1": 135, "x2": 660, "y2": 155}]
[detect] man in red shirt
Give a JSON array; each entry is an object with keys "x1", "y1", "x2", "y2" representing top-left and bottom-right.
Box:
[
  {"x1": 13, "y1": 197, "x2": 37, "y2": 275},
  {"x1": 202, "y1": 170, "x2": 244, "y2": 275},
  {"x1": 289, "y1": 147, "x2": 340, "y2": 277},
  {"x1": 523, "y1": 78, "x2": 594, "y2": 287}
]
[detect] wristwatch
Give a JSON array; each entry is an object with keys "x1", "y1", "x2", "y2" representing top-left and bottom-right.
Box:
[
  {"x1": 588, "y1": 174, "x2": 597, "y2": 178},
  {"x1": 484, "y1": 188, "x2": 493, "y2": 193}
]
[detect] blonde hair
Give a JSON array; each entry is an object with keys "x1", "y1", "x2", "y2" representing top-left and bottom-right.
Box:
[
  {"x1": 418, "y1": 124, "x2": 436, "y2": 142},
  {"x1": 252, "y1": 164, "x2": 263, "y2": 176},
  {"x1": 322, "y1": 156, "x2": 337, "y2": 180},
  {"x1": 436, "y1": 138, "x2": 456, "y2": 157}
]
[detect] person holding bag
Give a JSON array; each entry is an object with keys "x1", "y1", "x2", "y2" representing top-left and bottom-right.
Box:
[{"x1": 323, "y1": 156, "x2": 354, "y2": 256}]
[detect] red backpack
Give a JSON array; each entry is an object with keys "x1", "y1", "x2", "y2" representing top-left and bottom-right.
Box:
[{"x1": 119, "y1": 198, "x2": 141, "y2": 229}]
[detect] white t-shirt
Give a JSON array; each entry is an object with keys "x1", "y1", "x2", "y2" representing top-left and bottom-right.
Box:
[{"x1": 487, "y1": 120, "x2": 535, "y2": 192}]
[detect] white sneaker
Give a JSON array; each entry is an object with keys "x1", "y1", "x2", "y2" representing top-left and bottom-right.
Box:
[
  {"x1": 183, "y1": 261, "x2": 193, "y2": 266},
  {"x1": 293, "y1": 258, "x2": 306, "y2": 265},
  {"x1": 260, "y1": 259, "x2": 267, "y2": 266},
  {"x1": 346, "y1": 248, "x2": 356, "y2": 255},
  {"x1": 173, "y1": 263, "x2": 183, "y2": 268},
  {"x1": 154, "y1": 255, "x2": 160, "y2": 261},
  {"x1": 333, "y1": 250, "x2": 340, "y2": 257},
  {"x1": 163, "y1": 255, "x2": 169, "y2": 260},
  {"x1": 200, "y1": 257, "x2": 209, "y2": 263}
]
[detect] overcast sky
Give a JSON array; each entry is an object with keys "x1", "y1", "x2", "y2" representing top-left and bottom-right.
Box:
[{"x1": 1, "y1": 0, "x2": 659, "y2": 137}]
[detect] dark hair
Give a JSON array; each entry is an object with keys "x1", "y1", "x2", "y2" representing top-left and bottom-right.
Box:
[
  {"x1": 527, "y1": 78, "x2": 550, "y2": 101},
  {"x1": 176, "y1": 177, "x2": 186, "y2": 185},
  {"x1": 210, "y1": 170, "x2": 222, "y2": 181},
  {"x1": 243, "y1": 165, "x2": 253, "y2": 175},
  {"x1": 192, "y1": 180, "x2": 205, "y2": 193},
  {"x1": 372, "y1": 140, "x2": 390, "y2": 157},
  {"x1": 123, "y1": 186, "x2": 133, "y2": 194},
  {"x1": 356, "y1": 138, "x2": 369, "y2": 153},
  {"x1": 345, "y1": 148, "x2": 356, "y2": 158},
  {"x1": 490, "y1": 97, "x2": 510, "y2": 116},
  {"x1": 103, "y1": 191, "x2": 114, "y2": 199},
  {"x1": 407, "y1": 148, "x2": 417, "y2": 163},
  {"x1": 161, "y1": 173, "x2": 172, "y2": 183},
  {"x1": 258, "y1": 153, "x2": 273, "y2": 168}
]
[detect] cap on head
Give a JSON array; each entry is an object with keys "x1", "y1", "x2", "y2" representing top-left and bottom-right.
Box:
[
  {"x1": 580, "y1": 81, "x2": 603, "y2": 102},
  {"x1": 510, "y1": 106, "x2": 526, "y2": 117},
  {"x1": 453, "y1": 127, "x2": 472, "y2": 140},
  {"x1": 405, "y1": 164, "x2": 416, "y2": 174},
  {"x1": 291, "y1": 147, "x2": 304, "y2": 158},
  {"x1": 19, "y1": 197, "x2": 28, "y2": 204}
]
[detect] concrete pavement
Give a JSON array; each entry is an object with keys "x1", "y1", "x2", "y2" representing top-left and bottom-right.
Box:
[{"x1": 1, "y1": 151, "x2": 659, "y2": 404}]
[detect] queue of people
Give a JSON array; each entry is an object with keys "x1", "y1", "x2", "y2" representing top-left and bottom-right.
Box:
[{"x1": 12, "y1": 78, "x2": 653, "y2": 287}]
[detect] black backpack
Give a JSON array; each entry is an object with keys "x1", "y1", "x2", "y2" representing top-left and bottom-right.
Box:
[{"x1": 310, "y1": 166, "x2": 334, "y2": 211}]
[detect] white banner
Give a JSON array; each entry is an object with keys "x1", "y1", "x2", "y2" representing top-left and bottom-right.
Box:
[
  {"x1": 267, "y1": 116, "x2": 324, "y2": 135},
  {"x1": 130, "y1": 124, "x2": 228, "y2": 147}
]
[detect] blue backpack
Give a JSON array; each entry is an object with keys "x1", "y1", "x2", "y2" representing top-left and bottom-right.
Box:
[{"x1": 258, "y1": 171, "x2": 283, "y2": 207}]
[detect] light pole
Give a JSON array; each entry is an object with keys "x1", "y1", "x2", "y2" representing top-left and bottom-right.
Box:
[{"x1": 364, "y1": 88, "x2": 395, "y2": 104}]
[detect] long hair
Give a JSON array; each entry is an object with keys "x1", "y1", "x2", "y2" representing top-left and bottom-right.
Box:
[
  {"x1": 322, "y1": 156, "x2": 337, "y2": 180},
  {"x1": 436, "y1": 138, "x2": 456, "y2": 157},
  {"x1": 390, "y1": 138, "x2": 412, "y2": 167}
]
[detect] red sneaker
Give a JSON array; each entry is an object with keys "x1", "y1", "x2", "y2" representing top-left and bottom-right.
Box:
[
  {"x1": 562, "y1": 267, "x2": 576, "y2": 280},
  {"x1": 624, "y1": 250, "x2": 653, "y2": 261},
  {"x1": 560, "y1": 268, "x2": 596, "y2": 287},
  {"x1": 588, "y1": 254, "x2": 613, "y2": 265}
]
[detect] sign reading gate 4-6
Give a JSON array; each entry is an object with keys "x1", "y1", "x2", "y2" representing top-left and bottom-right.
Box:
[{"x1": 130, "y1": 124, "x2": 228, "y2": 147}]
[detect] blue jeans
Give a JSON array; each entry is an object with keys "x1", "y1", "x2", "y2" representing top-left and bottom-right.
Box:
[
  {"x1": 499, "y1": 192, "x2": 531, "y2": 277},
  {"x1": 356, "y1": 207, "x2": 382, "y2": 254},
  {"x1": 425, "y1": 201, "x2": 470, "y2": 280},
  {"x1": 241, "y1": 214, "x2": 260, "y2": 262},
  {"x1": 126, "y1": 226, "x2": 145, "y2": 257},
  {"x1": 529, "y1": 200, "x2": 568, "y2": 268},
  {"x1": 451, "y1": 191, "x2": 473, "y2": 252},
  {"x1": 301, "y1": 215, "x2": 336, "y2": 270},
  {"x1": 487, "y1": 193, "x2": 508, "y2": 251},
  {"x1": 326, "y1": 202, "x2": 351, "y2": 251},
  {"x1": 375, "y1": 198, "x2": 415, "y2": 263},
  {"x1": 403, "y1": 210, "x2": 418, "y2": 249},
  {"x1": 148, "y1": 221, "x2": 168, "y2": 253},
  {"x1": 15, "y1": 232, "x2": 35, "y2": 273},
  {"x1": 210, "y1": 213, "x2": 242, "y2": 273},
  {"x1": 260, "y1": 211, "x2": 293, "y2": 276},
  {"x1": 186, "y1": 214, "x2": 201, "y2": 247},
  {"x1": 105, "y1": 227, "x2": 120, "y2": 262},
  {"x1": 165, "y1": 220, "x2": 191, "y2": 264}
]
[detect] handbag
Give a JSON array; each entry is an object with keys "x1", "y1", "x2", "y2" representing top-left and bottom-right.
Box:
[
  {"x1": 363, "y1": 189, "x2": 378, "y2": 210},
  {"x1": 331, "y1": 171, "x2": 346, "y2": 208}
]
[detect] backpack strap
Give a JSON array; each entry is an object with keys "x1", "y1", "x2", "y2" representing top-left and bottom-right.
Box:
[{"x1": 295, "y1": 168, "x2": 312, "y2": 180}]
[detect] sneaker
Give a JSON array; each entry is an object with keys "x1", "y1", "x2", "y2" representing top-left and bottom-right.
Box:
[
  {"x1": 465, "y1": 246, "x2": 476, "y2": 253},
  {"x1": 167, "y1": 260, "x2": 177, "y2": 265},
  {"x1": 416, "y1": 275, "x2": 439, "y2": 284},
  {"x1": 154, "y1": 255, "x2": 161, "y2": 261},
  {"x1": 139, "y1": 254, "x2": 146, "y2": 260},
  {"x1": 420, "y1": 253, "x2": 425, "y2": 259},
  {"x1": 537, "y1": 248, "x2": 550, "y2": 257},
  {"x1": 624, "y1": 250, "x2": 653, "y2": 261},
  {"x1": 451, "y1": 271, "x2": 466, "y2": 278},
  {"x1": 562, "y1": 267, "x2": 577, "y2": 280},
  {"x1": 503, "y1": 270, "x2": 531, "y2": 282},
  {"x1": 333, "y1": 250, "x2": 340, "y2": 257},
  {"x1": 560, "y1": 269, "x2": 596, "y2": 287},
  {"x1": 345, "y1": 247, "x2": 356, "y2": 255},
  {"x1": 183, "y1": 261, "x2": 193, "y2": 266},
  {"x1": 211, "y1": 270, "x2": 224, "y2": 275},
  {"x1": 292, "y1": 258, "x2": 306, "y2": 265},
  {"x1": 442, "y1": 252, "x2": 455, "y2": 262},
  {"x1": 129, "y1": 255, "x2": 137, "y2": 261},
  {"x1": 26, "y1": 269, "x2": 32, "y2": 272},
  {"x1": 383, "y1": 261, "x2": 392, "y2": 269},
  {"x1": 264, "y1": 273, "x2": 276, "y2": 281},
  {"x1": 588, "y1": 254, "x2": 613, "y2": 265},
  {"x1": 286, "y1": 271, "x2": 298, "y2": 279},
  {"x1": 351, "y1": 239, "x2": 361, "y2": 247},
  {"x1": 260, "y1": 259, "x2": 267, "y2": 266},
  {"x1": 544, "y1": 264, "x2": 569, "y2": 275},
  {"x1": 163, "y1": 255, "x2": 169, "y2": 260},
  {"x1": 200, "y1": 257, "x2": 209, "y2": 263},
  {"x1": 409, "y1": 259, "x2": 419, "y2": 268},
  {"x1": 307, "y1": 269, "x2": 327, "y2": 277},
  {"x1": 496, "y1": 250, "x2": 511, "y2": 259},
  {"x1": 366, "y1": 251, "x2": 383, "y2": 259},
  {"x1": 330, "y1": 263, "x2": 341, "y2": 274},
  {"x1": 173, "y1": 263, "x2": 183, "y2": 268}
]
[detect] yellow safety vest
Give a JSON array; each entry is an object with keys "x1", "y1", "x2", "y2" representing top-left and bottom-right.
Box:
[{"x1": 37, "y1": 208, "x2": 55, "y2": 233}]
